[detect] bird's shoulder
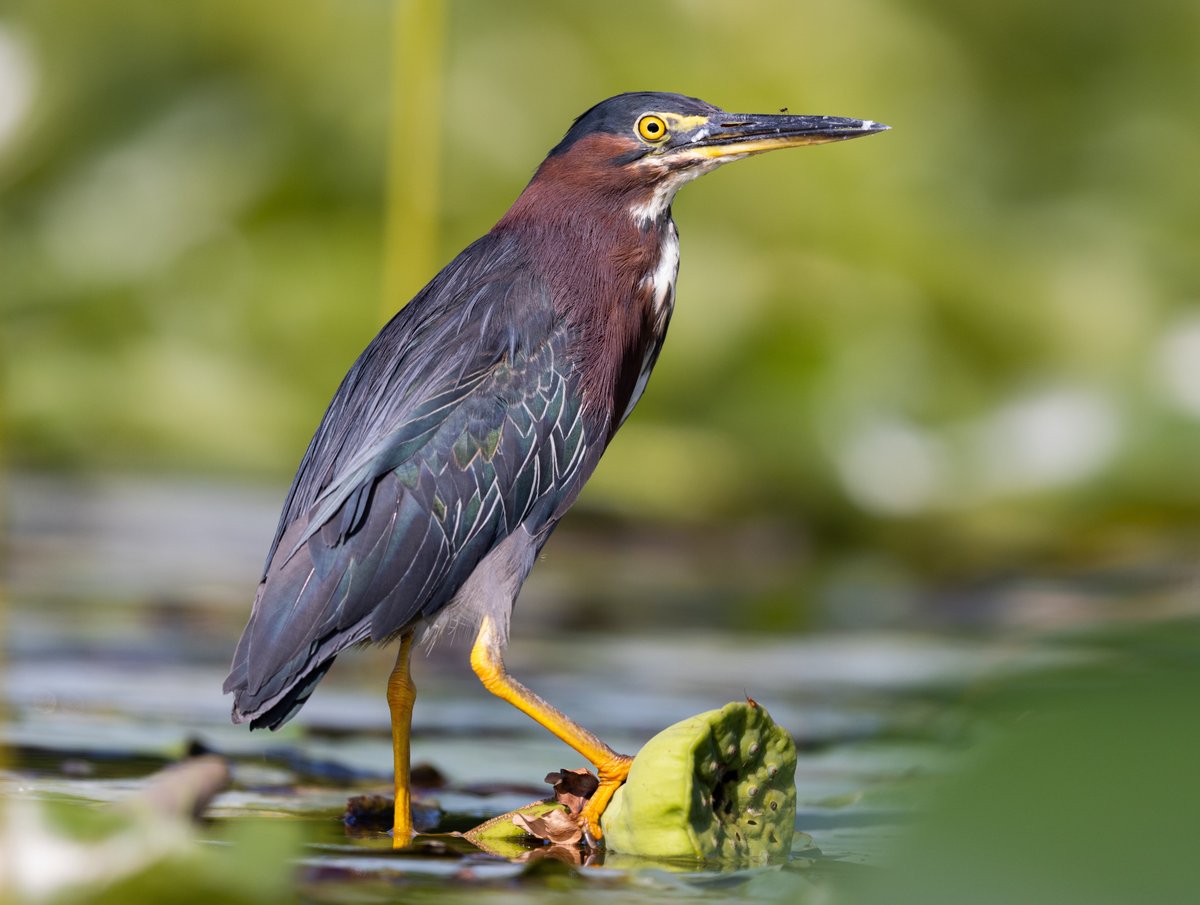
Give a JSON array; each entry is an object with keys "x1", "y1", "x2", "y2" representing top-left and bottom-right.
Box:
[{"x1": 266, "y1": 230, "x2": 579, "y2": 569}]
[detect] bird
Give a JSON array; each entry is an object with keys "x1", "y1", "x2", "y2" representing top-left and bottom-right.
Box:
[{"x1": 224, "y1": 91, "x2": 887, "y2": 847}]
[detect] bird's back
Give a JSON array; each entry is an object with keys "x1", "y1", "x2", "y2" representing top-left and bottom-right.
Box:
[{"x1": 223, "y1": 230, "x2": 606, "y2": 729}]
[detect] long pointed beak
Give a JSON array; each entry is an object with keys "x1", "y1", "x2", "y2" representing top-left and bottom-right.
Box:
[{"x1": 682, "y1": 113, "x2": 889, "y2": 160}]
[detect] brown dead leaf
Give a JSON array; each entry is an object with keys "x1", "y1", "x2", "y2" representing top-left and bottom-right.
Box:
[
  {"x1": 512, "y1": 806, "x2": 584, "y2": 845},
  {"x1": 544, "y1": 768, "x2": 598, "y2": 816},
  {"x1": 502, "y1": 768, "x2": 599, "y2": 846}
]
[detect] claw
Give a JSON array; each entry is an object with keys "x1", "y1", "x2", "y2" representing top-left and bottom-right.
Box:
[{"x1": 581, "y1": 821, "x2": 600, "y2": 848}]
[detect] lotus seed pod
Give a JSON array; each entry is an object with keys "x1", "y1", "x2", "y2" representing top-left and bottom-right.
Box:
[{"x1": 602, "y1": 702, "x2": 797, "y2": 861}]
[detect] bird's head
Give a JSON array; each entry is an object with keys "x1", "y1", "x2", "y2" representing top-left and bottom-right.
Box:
[{"x1": 515, "y1": 92, "x2": 888, "y2": 228}]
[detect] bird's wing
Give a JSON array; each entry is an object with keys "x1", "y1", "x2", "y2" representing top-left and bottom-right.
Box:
[{"x1": 224, "y1": 234, "x2": 593, "y2": 727}]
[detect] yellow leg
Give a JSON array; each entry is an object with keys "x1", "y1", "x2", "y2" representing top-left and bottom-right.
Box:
[
  {"x1": 469, "y1": 615, "x2": 633, "y2": 841},
  {"x1": 387, "y1": 630, "x2": 417, "y2": 848}
]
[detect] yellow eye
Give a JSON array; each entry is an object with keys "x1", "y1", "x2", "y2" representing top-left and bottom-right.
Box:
[{"x1": 636, "y1": 114, "x2": 669, "y2": 142}]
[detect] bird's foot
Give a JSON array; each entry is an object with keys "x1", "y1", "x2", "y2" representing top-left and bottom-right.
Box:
[{"x1": 579, "y1": 753, "x2": 634, "y2": 845}]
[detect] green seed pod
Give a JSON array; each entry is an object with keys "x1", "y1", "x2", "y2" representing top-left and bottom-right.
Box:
[{"x1": 602, "y1": 702, "x2": 797, "y2": 862}]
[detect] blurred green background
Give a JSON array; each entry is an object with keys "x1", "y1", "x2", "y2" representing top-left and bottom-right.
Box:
[{"x1": 3, "y1": 0, "x2": 1198, "y2": 613}]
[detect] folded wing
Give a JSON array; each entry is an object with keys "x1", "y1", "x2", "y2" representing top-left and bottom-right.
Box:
[{"x1": 223, "y1": 233, "x2": 593, "y2": 728}]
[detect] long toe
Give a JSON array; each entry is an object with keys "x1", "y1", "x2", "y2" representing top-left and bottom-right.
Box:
[{"x1": 580, "y1": 754, "x2": 634, "y2": 843}]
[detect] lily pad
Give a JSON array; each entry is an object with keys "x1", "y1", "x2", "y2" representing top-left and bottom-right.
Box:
[
  {"x1": 601, "y1": 701, "x2": 797, "y2": 861},
  {"x1": 463, "y1": 799, "x2": 567, "y2": 858}
]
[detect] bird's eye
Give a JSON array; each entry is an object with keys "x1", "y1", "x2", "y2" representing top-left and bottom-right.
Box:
[{"x1": 636, "y1": 114, "x2": 669, "y2": 143}]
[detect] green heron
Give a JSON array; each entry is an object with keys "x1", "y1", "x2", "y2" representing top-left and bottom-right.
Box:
[{"x1": 224, "y1": 92, "x2": 886, "y2": 846}]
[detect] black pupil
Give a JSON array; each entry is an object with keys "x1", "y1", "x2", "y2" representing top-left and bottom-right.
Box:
[{"x1": 646, "y1": 121, "x2": 660, "y2": 134}]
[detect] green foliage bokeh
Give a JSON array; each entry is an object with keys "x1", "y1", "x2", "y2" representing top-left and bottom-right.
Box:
[{"x1": 2, "y1": 0, "x2": 1198, "y2": 581}]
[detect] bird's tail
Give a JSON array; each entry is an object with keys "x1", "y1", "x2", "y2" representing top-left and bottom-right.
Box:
[{"x1": 225, "y1": 655, "x2": 336, "y2": 730}]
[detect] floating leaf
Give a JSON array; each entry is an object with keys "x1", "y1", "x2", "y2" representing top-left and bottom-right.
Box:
[{"x1": 463, "y1": 799, "x2": 565, "y2": 858}]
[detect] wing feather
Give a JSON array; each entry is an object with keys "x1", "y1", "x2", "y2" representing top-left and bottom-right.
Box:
[{"x1": 224, "y1": 233, "x2": 603, "y2": 728}]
